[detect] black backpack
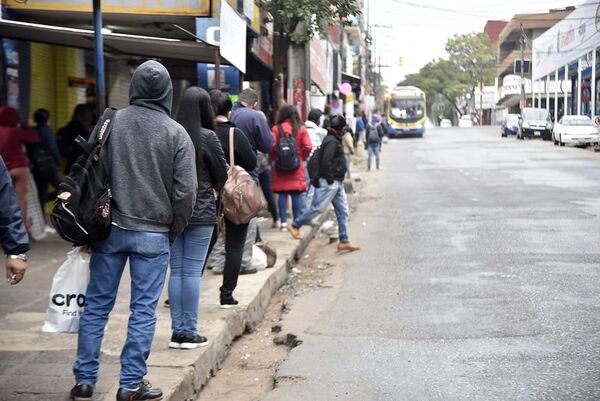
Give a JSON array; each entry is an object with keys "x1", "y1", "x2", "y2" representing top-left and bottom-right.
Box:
[
  {"x1": 306, "y1": 147, "x2": 321, "y2": 188},
  {"x1": 275, "y1": 124, "x2": 300, "y2": 172},
  {"x1": 51, "y1": 108, "x2": 117, "y2": 246},
  {"x1": 367, "y1": 125, "x2": 379, "y2": 144}
]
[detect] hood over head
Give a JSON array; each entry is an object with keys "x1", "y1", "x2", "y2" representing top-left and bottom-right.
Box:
[
  {"x1": 129, "y1": 60, "x2": 173, "y2": 115},
  {"x1": 0, "y1": 106, "x2": 19, "y2": 127}
]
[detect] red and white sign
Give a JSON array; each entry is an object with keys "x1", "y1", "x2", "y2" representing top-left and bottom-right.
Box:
[
  {"x1": 292, "y1": 78, "x2": 306, "y2": 121},
  {"x1": 310, "y1": 37, "x2": 328, "y2": 93},
  {"x1": 582, "y1": 81, "x2": 592, "y2": 103}
]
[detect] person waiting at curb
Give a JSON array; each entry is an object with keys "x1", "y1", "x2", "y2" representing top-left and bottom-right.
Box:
[
  {"x1": 0, "y1": 157, "x2": 29, "y2": 286},
  {"x1": 168, "y1": 87, "x2": 228, "y2": 350},
  {"x1": 230, "y1": 88, "x2": 274, "y2": 272},
  {"x1": 342, "y1": 126, "x2": 354, "y2": 179},
  {"x1": 0, "y1": 106, "x2": 40, "y2": 230},
  {"x1": 70, "y1": 60, "x2": 197, "y2": 401},
  {"x1": 304, "y1": 108, "x2": 327, "y2": 208},
  {"x1": 366, "y1": 115, "x2": 385, "y2": 171},
  {"x1": 270, "y1": 105, "x2": 312, "y2": 231},
  {"x1": 209, "y1": 90, "x2": 257, "y2": 307},
  {"x1": 287, "y1": 114, "x2": 360, "y2": 252}
]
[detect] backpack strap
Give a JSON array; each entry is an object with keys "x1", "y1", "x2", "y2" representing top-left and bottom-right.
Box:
[
  {"x1": 228, "y1": 127, "x2": 235, "y2": 166},
  {"x1": 76, "y1": 107, "x2": 117, "y2": 154},
  {"x1": 277, "y1": 124, "x2": 286, "y2": 138}
]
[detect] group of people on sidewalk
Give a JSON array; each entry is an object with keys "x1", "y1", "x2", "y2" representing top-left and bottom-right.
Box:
[{"x1": 0, "y1": 60, "x2": 376, "y2": 401}]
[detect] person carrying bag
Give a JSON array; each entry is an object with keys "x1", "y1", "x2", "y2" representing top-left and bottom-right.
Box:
[{"x1": 221, "y1": 128, "x2": 266, "y2": 225}]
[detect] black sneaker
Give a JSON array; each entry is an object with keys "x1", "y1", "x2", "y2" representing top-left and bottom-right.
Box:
[
  {"x1": 220, "y1": 298, "x2": 239, "y2": 309},
  {"x1": 168, "y1": 332, "x2": 184, "y2": 349},
  {"x1": 70, "y1": 384, "x2": 94, "y2": 401},
  {"x1": 239, "y1": 267, "x2": 258, "y2": 275},
  {"x1": 180, "y1": 334, "x2": 209, "y2": 349},
  {"x1": 116, "y1": 380, "x2": 162, "y2": 401}
]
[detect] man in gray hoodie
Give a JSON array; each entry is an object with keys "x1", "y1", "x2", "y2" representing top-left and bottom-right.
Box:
[{"x1": 71, "y1": 60, "x2": 197, "y2": 401}]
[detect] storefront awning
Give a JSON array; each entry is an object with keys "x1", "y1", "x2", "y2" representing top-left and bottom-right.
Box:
[
  {"x1": 0, "y1": 19, "x2": 225, "y2": 63},
  {"x1": 341, "y1": 72, "x2": 361, "y2": 85}
]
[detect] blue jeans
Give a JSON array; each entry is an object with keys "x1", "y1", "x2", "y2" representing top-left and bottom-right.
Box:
[
  {"x1": 259, "y1": 169, "x2": 278, "y2": 222},
  {"x1": 293, "y1": 179, "x2": 349, "y2": 243},
  {"x1": 368, "y1": 143, "x2": 380, "y2": 170},
  {"x1": 278, "y1": 191, "x2": 303, "y2": 224},
  {"x1": 74, "y1": 226, "x2": 169, "y2": 388},
  {"x1": 169, "y1": 225, "x2": 213, "y2": 335}
]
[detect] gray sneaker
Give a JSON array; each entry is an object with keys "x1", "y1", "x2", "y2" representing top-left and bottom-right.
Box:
[{"x1": 212, "y1": 266, "x2": 224, "y2": 275}]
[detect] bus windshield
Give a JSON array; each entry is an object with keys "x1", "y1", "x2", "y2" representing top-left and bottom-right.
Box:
[{"x1": 390, "y1": 98, "x2": 424, "y2": 122}]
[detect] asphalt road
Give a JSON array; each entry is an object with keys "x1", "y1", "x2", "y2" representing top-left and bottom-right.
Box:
[{"x1": 261, "y1": 126, "x2": 600, "y2": 401}]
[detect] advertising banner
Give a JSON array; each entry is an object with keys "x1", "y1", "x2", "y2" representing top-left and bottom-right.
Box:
[{"x1": 220, "y1": 1, "x2": 246, "y2": 73}]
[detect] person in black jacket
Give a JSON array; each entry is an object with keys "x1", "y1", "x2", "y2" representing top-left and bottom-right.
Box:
[
  {"x1": 56, "y1": 104, "x2": 93, "y2": 174},
  {"x1": 207, "y1": 90, "x2": 257, "y2": 308},
  {"x1": 0, "y1": 157, "x2": 29, "y2": 285},
  {"x1": 287, "y1": 115, "x2": 360, "y2": 252},
  {"x1": 168, "y1": 87, "x2": 228, "y2": 350}
]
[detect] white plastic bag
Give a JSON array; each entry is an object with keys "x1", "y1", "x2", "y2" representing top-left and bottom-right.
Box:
[
  {"x1": 42, "y1": 247, "x2": 90, "y2": 333},
  {"x1": 251, "y1": 244, "x2": 267, "y2": 271}
]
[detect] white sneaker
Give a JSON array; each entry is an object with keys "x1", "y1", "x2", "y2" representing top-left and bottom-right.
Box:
[{"x1": 280, "y1": 222, "x2": 288, "y2": 231}]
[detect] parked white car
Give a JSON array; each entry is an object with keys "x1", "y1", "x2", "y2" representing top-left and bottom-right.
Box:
[
  {"x1": 458, "y1": 115, "x2": 473, "y2": 128},
  {"x1": 440, "y1": 119, "x2": 452, "y2": 128},
  {"x1": 553, "y1": 115, "x2": 600, "y2": 146}
]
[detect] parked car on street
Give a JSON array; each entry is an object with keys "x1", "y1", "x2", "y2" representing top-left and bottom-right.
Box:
[
  {"x1": 440, "y1": 119, "x2": 452, "y2": 128},
  {"x1": 552, "y1": 115, "x2": 600, "y2": 147},
  {"x1": 518, "y1": 107, "x2": 553, "y2": 140},
  {"x1": 458, "y1": 115, "x2": 473, "y2": 128},
  {"x1": 501, "y1": 114, "x2": 519, "y2": 137}
]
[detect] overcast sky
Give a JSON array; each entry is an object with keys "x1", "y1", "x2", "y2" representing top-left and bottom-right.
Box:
[{"x1": 367, "y1": 0, "x2": 581, "y2": 86}]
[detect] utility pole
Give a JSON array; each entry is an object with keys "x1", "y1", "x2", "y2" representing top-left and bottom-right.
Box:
[
  {"x1": 518, "y1": 23, "x2": 526, "y2": 139},
  {"x1": 93, "y1": 0, "x2": 106, "y2": 115}
]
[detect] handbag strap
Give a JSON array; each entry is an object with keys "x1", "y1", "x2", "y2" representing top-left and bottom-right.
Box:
[{"x1": 228, "y1": 127, "x2": 235, "y2": 167}]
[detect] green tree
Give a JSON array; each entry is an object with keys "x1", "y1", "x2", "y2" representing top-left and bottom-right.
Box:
[
  {"x1": 259, "y1": 0, "x2": 361, "y2": 108},
  {"x1": 446, "y1": 33, "x2": 496, "y2": 100},
  {"x1": 400, "y1": 58, "x2": 467, "y2": 118}
]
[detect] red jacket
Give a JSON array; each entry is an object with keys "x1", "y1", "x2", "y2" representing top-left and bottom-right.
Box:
[
  {"x1": 0, "y1": 107, "x2": 39, "y2": 171},
  {"x1": 270, "y1": 120, "x2": 312, "y2": 192}
]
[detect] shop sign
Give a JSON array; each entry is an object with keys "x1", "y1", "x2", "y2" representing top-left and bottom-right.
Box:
[
  {"x1": 3, "y1": 0, "x2": 210, "y2": 16},
  {"x1": 250, "y1": 10, "x2": 273, "y2": 68},
  {"x1": 501, "y1": 75, "x2": 531, "y2": 96},
  {"x1": 532, "y1": 0, "x2": 600, "y2": 80},
  {"x1": 310, "y1": 37, "x2": 328, "y2": 93}
]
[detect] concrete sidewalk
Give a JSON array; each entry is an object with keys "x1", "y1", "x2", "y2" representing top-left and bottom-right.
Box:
[{"x1": 0, "y1": 218, "x2": 320, "y2": 401}]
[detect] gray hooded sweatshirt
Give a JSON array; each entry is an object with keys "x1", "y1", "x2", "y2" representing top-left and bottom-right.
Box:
[{"x1": 109, "y1": 60, "x2": 197, "y2": 240}]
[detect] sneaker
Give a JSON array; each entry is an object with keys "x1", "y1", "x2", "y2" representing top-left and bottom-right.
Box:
[
  {"x1": 70, "y1": 384, "x2": 94, "y2": 401},
  {"x1": 272, "y1": 221, "x2": 280, "y2": 229},
  {"x1": 116, "y1": 380, "x2": 162, "y2": 401},
  {"x1": 287, "y1": 225, "x2": 302, "y2": 240},
  {"x1": 280, "y1": 222, "x2": 288, "y2": 231},
  {"x1": 220, "y1": 298, "x2": 239, "y2": 309},
  {"x1": 180, "y1": 334, "x2": 209, "y2": 349},
  {"x1": 212, "y1": 267, "x2": 224, "y2": 275},
  {"x1": 168, "y1": 332, "x2": 184, "y2": 349},
  {"x1": 239, "y1": 267, "x2": 258, "y2": 275},
  {"x1": 337, "y1": 242, "x2": 360, "y2": 252}
]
